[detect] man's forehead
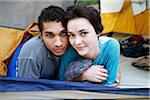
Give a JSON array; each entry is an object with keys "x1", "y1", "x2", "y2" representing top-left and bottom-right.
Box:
[{"x1": 42, "y1": 21, "x2": 65, "y2": 33}]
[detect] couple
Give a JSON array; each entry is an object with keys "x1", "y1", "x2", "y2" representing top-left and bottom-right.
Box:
[{"x1": 17, "y1": 5, "x2": 120, "y2": 86}]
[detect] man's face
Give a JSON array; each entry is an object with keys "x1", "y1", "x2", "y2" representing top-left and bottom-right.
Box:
[{"x1": 41, "y1": 21, "x2": 68, "y2": 56}]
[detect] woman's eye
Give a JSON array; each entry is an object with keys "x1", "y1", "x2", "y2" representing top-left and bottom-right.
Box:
[
  {"x1": 69, "y1": 34, "x2": 75, "y2": 37},
  {"x1": 81, "y1": 32, "x2": 88, "y2": 36}
]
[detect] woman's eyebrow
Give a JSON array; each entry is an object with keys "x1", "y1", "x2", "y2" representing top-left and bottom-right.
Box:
[
  {"x1": 79, "y1": 29, "x2": 86, "y2": 33},
  {"x1": 67, "y1": 31, "x2": 73, "y2": 34}
]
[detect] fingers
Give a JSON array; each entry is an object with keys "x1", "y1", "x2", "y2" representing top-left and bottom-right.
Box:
[
  {"x1": 84, "y1": 65, "x2": 108, "y2": 83},
  {"x1": 90, "y1": 75, "x2": 107, "y2": 83},
  {"x1": 92, "y1": 65, "x2": 108, "y2": 74},
  {"x1": 91, "y1": 78, "x2": 103, "y2": 83},
  {"x1": 98, "y1": 72, "x2": 108, "y2": 78},
  {"x1": 96, "y1": 75, "x2": 107, "y2": 81}
]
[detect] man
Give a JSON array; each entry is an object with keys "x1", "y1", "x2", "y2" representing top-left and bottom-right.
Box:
[
  {"x1": 17, "y1": 6, "x2": 68, "y2": 79},
  {"x1": 17, "y1": 5, "x2": 110, "y2": 83}
]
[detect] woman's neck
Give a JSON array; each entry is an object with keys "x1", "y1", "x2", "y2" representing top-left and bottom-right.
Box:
[{"x1": 92, "y1": 45, "x2": 100, "y2": 60}]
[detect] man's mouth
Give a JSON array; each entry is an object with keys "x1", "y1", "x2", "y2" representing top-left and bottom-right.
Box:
[{"x1": 54, "y1": 48, "x2": 64, "y2": 53}]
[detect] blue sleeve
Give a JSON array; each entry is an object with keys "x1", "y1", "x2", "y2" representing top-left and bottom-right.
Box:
[{"x1": 103, "y1": 39, "x2": 120, "y2": 86}]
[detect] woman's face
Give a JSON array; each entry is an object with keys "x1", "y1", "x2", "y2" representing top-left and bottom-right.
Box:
[{"x1": 67, "y1": 18, "x2": 99, "y2": 59}]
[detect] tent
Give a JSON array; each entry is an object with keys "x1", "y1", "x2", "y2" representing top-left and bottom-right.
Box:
[
  {"x1": 0, "y1": 0, "x2": 149, "y2": 99},
  {"x1": 0, "y1": 22, "x2": 39, "y2": 76},
  {"x1": 101, "y1": 0, "x2": 149, "y2": 35}
]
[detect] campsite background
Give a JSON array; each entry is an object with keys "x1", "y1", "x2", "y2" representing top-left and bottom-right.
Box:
[{"x1": 0, "y1": 0, "x2": 149, "y2": 99}]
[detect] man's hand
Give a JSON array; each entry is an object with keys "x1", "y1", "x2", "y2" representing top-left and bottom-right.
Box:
[{"x1": 81, "y1": 65, "x2": 108, "y2": 83}]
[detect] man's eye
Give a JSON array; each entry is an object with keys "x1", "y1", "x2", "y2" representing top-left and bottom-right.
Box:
[
  {"x1": 46, "y1": 33, "x2": 54, "y2": 38},
  {"x1": 60, "y1": 32, "x2": 67, "y2": 37}
]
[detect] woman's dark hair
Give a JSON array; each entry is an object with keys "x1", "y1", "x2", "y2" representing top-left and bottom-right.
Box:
[
  {"x1": 38, "y1": 5, "x2": 65, "y2": 32},
  {"x1": 62, "y1": 5, "x2": 103, "y2": 34}
]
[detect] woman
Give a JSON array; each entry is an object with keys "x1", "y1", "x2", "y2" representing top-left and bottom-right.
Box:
[{"x1": 60, "y1": 5, "x2": 120, "y2": 86}]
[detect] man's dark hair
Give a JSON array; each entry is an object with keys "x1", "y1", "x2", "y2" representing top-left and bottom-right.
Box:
[
  {"x1": 63, "y1": 5, "x2": 103, "y2": 34},
  {"x1": 38, "y1": 5, "x2": 65, "y2": 32}
]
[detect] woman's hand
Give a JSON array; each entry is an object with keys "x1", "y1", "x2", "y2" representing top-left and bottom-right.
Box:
[{"x1": 81, "y1": 65, "x2": 108, "y2": 83}]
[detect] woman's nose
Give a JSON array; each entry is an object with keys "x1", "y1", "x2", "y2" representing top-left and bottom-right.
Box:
[{"x1": 75, "y1": 36, "x2": 82, "y2": 45}]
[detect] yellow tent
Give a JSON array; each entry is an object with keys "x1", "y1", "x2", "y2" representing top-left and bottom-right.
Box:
[
  {"x1": 0, "y1": 22, "x2": 39, "y2": 76},
  {"x1": 101, "y1": 0, "x2": 149, "y2": 36}
]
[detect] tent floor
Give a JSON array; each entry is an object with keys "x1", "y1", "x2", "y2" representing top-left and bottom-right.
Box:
[
  {"x1": 0, "y1": 90, "x2": 149, "y2": 99},
  {"x1": 119, "y1": 55, "x2": 149, "y2": 88}
]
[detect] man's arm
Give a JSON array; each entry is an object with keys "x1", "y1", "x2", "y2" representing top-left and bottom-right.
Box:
[
  {"x1": 74, "y1": 65, "x2": 108, "y2": 83},
  {"x1": 65, "y1": 58, "x2": 121, "y2": 86},
  {"x1": 17, "y1": 57, "x2": 40, "y2": 78},
  {"x1": 72, "y1": 66, "x2": 121, "y2": 87},
  {"x1": 65, "y1": 59, "x2": 108, "y2": 83}
]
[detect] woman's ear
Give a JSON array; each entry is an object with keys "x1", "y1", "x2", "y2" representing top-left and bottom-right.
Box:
[{"x1": 97, "y1": 34, "x2": 100, "y2": 38}]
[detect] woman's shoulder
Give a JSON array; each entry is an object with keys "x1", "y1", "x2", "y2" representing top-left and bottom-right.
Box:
[{"x1": 99, "y1": 36, "x2": 119, "y2": 46}]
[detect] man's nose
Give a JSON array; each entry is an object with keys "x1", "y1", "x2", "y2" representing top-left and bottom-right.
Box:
[{"x1": 54, "y1": 36, "x2": 63, "y2": 47}]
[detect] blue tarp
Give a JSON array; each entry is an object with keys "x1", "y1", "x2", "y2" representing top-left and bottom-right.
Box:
[{"x1": 0, "y1": 77, "x2": 149, "y2": 96}]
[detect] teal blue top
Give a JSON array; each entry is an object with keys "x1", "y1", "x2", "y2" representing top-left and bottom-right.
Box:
[{"x1": 59, "y1": 36, "x2": 120, "y2": 85}]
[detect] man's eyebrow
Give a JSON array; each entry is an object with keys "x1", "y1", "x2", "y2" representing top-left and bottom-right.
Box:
[
  {"x1": 45, "y1": 31, "x2": 53, "y2": 34},
  {"x1": 61, "y1": 29, "x2": 67, "y2": 32}
]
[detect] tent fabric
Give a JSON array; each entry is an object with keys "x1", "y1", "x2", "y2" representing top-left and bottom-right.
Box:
[
  {"x1": 134, "y1": 9, "x2": 149, "y2": 36},
  {"x1": 100, "y1": 0, "x2": 124, "y2": 14},
  {"x1": 0, "y1": 77, "x2": 149, "y2": 96},
  {"x1": 101, "y1": 0, "x2": 149, "y2": 35},
  {"x1": 0, "y1": 27, "x2": 24, "y2": 76},
  {"x1": 0, "y1": 22, "x2": 39, "y2": 76}
]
